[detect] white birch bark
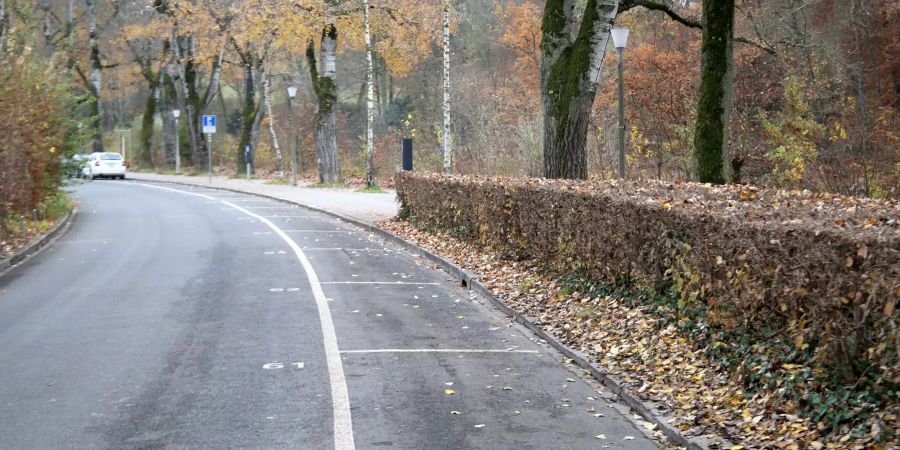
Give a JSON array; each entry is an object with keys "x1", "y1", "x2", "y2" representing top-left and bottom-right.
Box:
[
  {"x1": 363, "y1": 0, "x2": 375, "y2": 187},
  {"x1": 263, "y1": 67, "x2": 283, "y2": 177},
  {"x1": 441, "y1": 1, "x2": 452, "y2": 174},
  {"x1": 0, "y1": 0, "x2": 7, "y2": 52}
]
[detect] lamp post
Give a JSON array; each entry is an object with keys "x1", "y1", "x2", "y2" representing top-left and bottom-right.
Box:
[
  {"x1": 611, "y1": 27, "x2": 629, "y2": 179},
  {"x1": 172, "y1": 109, "x2": 181, "y2": 174},
  {"x1": 286, "y1": 85, "x2": 298, "y2": 187}
]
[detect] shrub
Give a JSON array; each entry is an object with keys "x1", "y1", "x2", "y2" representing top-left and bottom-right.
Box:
[
  {"x1": 0, "y1": 58, "x2": 77, "y2": 229},
  {"x1": 396, "y1": 172, "x2": 899, "y2": 425}
]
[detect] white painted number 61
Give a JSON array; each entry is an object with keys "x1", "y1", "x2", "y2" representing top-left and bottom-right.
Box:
[{"x1": 263, "y1": 362, "x2": 305, "y2": 369}]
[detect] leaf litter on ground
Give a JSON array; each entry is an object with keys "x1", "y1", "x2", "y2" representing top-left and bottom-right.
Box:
[{"x1": 379, "y1": 219, "x2": 898, "y2": 449}]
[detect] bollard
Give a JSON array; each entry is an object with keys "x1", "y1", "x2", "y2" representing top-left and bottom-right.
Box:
[
  {"x1": 42, "y1": 207, "x2": 47, "y2": 222},
  {"x1": 19, "y1": 216, "x2": 25, "y2": 233},
  {"x1": 33, "y1": 208, "x2": 38, "y2": 223},
  {"x1": 401, "y1": 138, "x2": 413, "y2": 171}
]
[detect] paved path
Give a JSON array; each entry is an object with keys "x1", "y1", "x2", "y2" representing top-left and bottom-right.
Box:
[
  {"x1": 0, "y1": 180, "x2": 657, "y2": 449},
  {"x1": 128, "y1": 172, "x2": 399, "y2": 224}
]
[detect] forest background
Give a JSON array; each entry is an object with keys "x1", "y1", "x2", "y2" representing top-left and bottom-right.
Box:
[{"x1": 0, "y1": 0, "x2": 897, "y2": 210}]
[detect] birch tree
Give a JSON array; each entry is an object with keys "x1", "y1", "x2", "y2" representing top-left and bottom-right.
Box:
[
  {"x1": 262, "y1": 65, "x2": 283, "y2": 177},
  {"x1": 0, "y1": 0, "x2": 8, "y2": 51},
  {"x1": 307, "y1": 23, "x2": 341, "y2": 184},
  {"x1": 362, "y1": 0, "x2": 375, "y2": 187},
  {"x1": 540, "y1": 0, "x2": 618, "y2": 179},
  {"x1": 441, "y1": 0, "x2": 452, "y2": 174}
]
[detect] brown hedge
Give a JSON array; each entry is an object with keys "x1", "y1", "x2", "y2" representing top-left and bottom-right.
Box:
[{"x1": 396, "y1": 172, "x2": 899, "y2": 391}]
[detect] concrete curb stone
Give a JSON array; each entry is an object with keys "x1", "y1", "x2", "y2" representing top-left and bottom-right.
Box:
[{"x1": 0, "y1": 208, "x2": 78, "y2": 279}]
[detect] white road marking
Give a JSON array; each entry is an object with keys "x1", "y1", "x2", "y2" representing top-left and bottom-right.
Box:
[
  {"x1": 136, "y1": 183, "x2": 216, "y2": 200},
  {"x1": 246, "y1": 206, "x2": 300, "y2": 209},
  {"x1": 320, "y1": 281, "x2": 440, "y2": 285},
  {"x1": 133, "y1": 182, "x2": 354, "y2": 449},
  {"x1": 220, "y1": 200, "x2": 355, "y2": 450},
  {"x1": 263, "y1": 362, "x2": 305, "y2": 369},
  {"x1": 264, "y1": 215, "x2": 313, "y2": 218},
  {"x1": 282, "y1": 230, "x2": 351, "y2": 233},
  {"x1": 340, "y1": 349, "x2": 539, "y2": 354}
]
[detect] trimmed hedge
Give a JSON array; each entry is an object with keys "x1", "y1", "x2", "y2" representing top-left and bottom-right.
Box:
[{"x1": 396, "y1": 172, "x2": 899, "y2": 411}]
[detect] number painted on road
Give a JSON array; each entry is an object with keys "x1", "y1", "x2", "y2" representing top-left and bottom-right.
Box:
[{"x1": 263, "y1": 362, "x2": 305, "y2": 370}]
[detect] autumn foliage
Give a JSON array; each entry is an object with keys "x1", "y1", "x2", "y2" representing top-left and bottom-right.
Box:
[
  {"x1": 397, "y1": 172, "x2": 899, "y2": 435},
  {"x1": 0, "y1": 60, "x2": 73, "y2": 227}
]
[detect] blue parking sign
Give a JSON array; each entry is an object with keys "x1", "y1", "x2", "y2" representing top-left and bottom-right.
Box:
[{"x1": 202, "y1": 115, "x2": 216, "y2": 134}]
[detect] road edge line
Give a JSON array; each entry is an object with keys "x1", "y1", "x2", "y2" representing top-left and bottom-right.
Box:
[
  {"x1": 220, "y1": 200, "x2": 355, "y2": 450},
  {"x1": 131, "y1": 181, "x2": 356, "y2": 450}
]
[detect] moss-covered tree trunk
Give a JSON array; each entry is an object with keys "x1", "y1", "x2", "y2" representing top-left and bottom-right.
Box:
[
  {"x1": 236, "y1": 56, "x2": 261, "y2": 176},
  {"x1": 138, "y1": 72, "x2": 160, "y2": 167},
  {"x1": 307, "y1": 24, "x2": 342, "y2": 184},
  {"x1": 540, "y1": 0, "x2": 618, "y2": 179},
  {"x1": 86, "y1": 0, "x2": 104, "y2": 153},
  {"x1": 161, "y1": 67, "x2": 178, "y2": 169},
  {"x1": 692, "y1": 0, "x2": 734, "y2": 184}
]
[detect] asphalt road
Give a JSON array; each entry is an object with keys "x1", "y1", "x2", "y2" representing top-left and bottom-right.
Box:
[{"x1": 0, "y1": 180, "x2": 658, "y2": 449}]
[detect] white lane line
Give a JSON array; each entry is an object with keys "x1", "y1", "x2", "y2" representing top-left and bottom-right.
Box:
[
  {"x1": 262, "y1": 216, "x2": 316, "y2": 219},
  {"x1": 136, "y1": 183, "x2": 216, "y2": 200},
  {"x1": 320, "y1": 281, "x2": 440, "y2": 285},
  {"x1": 283, "y1": 230, "x2": 351, "y2": 233},
  {"x1": 341, "y1": 349, "x2": 539, "y2": 354},
  {"x1": 220, "y1": 200, "x2": 354, "y2": 450},
  {"x1": 133, "y1": 182, "x2": 354, "y2": 450},
  {"x1": 246, "y1": 206, "x2": 300, "y2": 209},
  {"x1": 303, "y1": 248, "x2": 387, "y2": 251}
]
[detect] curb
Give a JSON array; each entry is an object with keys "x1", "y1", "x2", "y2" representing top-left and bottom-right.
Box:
[
  {"x1": 127, "y1": 178, "x2": 714, "y2": 449},
  {"x1": 0, "y1": 208, "x2": 78, "y2": 278}
]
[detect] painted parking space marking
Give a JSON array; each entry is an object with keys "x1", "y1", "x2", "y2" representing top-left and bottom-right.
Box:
[
  {"x1": 340, "y1": 349, "x2": 539, "y2": 354},
  {"x1": 282, "y1": 230, "x2": 352, "y2": 233},
  {"x1": 319, "y1": 281, "x2": 440, "y2": 285}
]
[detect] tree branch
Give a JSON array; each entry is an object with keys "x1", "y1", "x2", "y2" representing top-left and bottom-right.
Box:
[{"x1": 617, "y1": 0, "x2": 776, "y2": 55}]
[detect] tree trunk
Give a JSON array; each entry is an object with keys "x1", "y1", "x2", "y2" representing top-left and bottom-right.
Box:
[
  {"x1": 441, "y1": 0, "x2": 453, "y2": 174},
  {"x1": 161, "y1": 66, "x2": 178, "y2": 168},
  {"x1": 540, "y1": 0, "x2": 618, "y2": 179},
  {"x1": 0, "y1": 0, "x2": 8, "y2": 52},
  {"x1": 692, "y1": 0, "x2": 734, "y2": 184},
  {"x1": 237, "y1": 59, "x2": 258, "y2": 175},
  {"x1": 363, "y1": 0, "x2": 375, "y2": 187},
  {"x1": 171, "y1": 32, "x2": 222, "y2": 169},
  {"x1": 86, "y1": 0, "x2": 104, "y2": 153},
  {"x1": 139, "y1": 74, "x2": 160, "y2": 166},
  {"x1": 307, "y1": 25, "x2": 342, "y2": 184},
  {"x1": 263, "y1": 68, "x2": 283, "y2": 177}
]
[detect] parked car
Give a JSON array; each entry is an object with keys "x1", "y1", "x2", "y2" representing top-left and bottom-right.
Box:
[{"x1": 82, "y1": 152, "x2": 127, "y2": 180}]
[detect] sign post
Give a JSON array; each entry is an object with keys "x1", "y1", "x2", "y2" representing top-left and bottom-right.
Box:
[
  {"x1": 202, "y1": 115, "x2": 217, "y2": 184},
  {"x1": 245, "y1": 146, "x2": 252, "y2": 180}
]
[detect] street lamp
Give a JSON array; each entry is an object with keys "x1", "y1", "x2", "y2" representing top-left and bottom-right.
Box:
[
  {"x1": 172, "y1": 109, "x2": 181, "y2": 174},
  {"x1": 286, "y1": 85, "x2": 299, "y2": 187},
  {"x1": 611, "y1": 27, "x2": 629, "y2": 179}
]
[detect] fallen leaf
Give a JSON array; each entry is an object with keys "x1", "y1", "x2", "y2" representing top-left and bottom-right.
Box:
[{"x1": 444, "y1": 389, "x2": 455, "y2": 395}]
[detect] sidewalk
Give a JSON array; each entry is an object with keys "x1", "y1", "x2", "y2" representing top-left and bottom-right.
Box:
[{"x1": 127, "y1": 173, "x2": 399, "y2": 224}]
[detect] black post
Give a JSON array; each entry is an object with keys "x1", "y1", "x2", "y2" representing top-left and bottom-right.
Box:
[{"x1": 401, "y1": 138, "x2": 413, "y2": 171}]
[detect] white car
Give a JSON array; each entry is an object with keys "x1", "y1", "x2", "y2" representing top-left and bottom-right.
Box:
[{"x1": 83, "y1": 152, "x2": 127, "y2": 180}]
